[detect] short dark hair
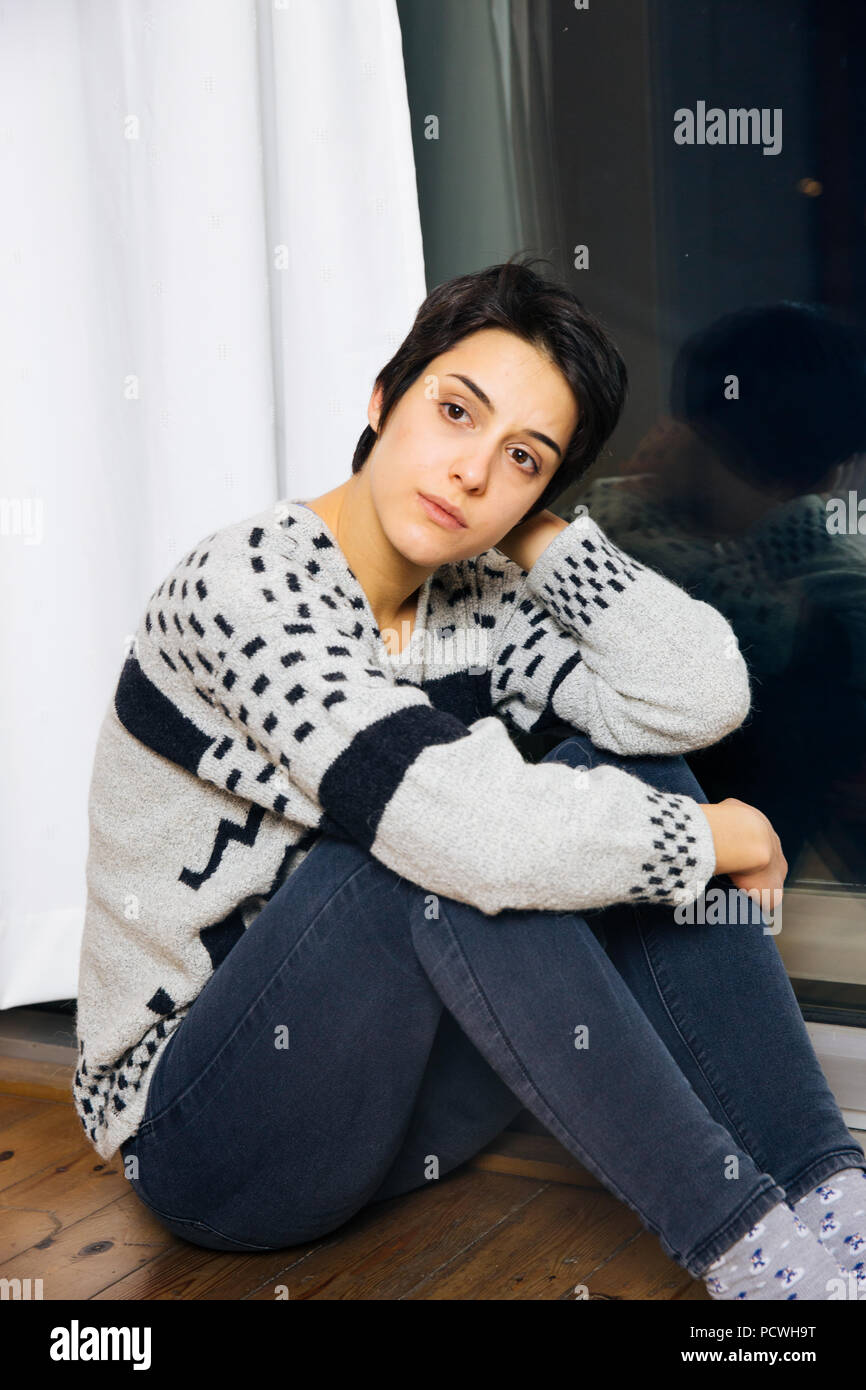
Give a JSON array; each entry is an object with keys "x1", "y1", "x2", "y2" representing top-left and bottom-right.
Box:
[{"x1": 351, "y1": 253, "x2": 628, "y2": 522}]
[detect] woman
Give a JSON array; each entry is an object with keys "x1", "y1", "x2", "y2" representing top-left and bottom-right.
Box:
[{"x1": 76, "y1": 258, "x2": 866, "y2": 1299}]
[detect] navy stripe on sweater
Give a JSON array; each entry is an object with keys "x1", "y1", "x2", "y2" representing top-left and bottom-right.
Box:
[
  {"x1": 115, "y1": 653, "x2": 214, "y2": 773},
  {"x1": 318, "y1": 703, "x2": 471, "y2": 849}
]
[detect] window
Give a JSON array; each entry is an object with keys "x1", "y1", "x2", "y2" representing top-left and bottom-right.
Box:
[{"x1": 399, "y1": 0, "x2": 866, "y2": 1042}]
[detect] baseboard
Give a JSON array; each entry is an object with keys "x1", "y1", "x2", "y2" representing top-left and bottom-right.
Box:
[{"x1": 805, "y1": 1020, "x2": 866, "y2": 1131}]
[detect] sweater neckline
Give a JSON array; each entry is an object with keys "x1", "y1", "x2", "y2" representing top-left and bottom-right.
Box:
[{"x1": 282, "y1": 498, "x2": 433, "y2": 671}]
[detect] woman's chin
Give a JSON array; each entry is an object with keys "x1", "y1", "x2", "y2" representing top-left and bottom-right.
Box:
[{"x1": 384, "y1": 514, "x2": 465, "y2": 564}]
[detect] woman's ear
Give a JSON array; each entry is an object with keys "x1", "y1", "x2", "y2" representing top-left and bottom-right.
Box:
[{"x1": 367, "y1": 382, "x2": 384, "y2": 434}]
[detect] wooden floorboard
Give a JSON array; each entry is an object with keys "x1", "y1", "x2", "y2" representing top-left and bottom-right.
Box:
[
  {"x1": 5, "y1": 1057, "x2": 862, "y2": 1301},
  {"x1": 0, "y1": 1067, "x2": 703, "y2": 1300}
]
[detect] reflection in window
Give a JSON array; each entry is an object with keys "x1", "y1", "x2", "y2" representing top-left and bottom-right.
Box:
[{"x1": 579, "y1": 304, "x2": 866, "y2": 885}]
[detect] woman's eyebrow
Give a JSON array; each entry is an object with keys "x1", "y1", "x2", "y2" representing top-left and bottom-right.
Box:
[{"x1": 444, "y1": 373, "x2": 563, "y2": 458}]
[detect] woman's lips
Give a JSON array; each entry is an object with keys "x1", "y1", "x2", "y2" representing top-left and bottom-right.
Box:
[{"x1": 417, "y1": 492, "x2": 467, "y2": 530}]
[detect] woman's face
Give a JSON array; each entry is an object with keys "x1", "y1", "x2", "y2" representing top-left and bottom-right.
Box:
[{"x1": 365, "y1": 326, "x2": 579, "y2": 564}]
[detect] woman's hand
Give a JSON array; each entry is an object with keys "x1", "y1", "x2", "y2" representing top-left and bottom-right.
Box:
[
  {"x1": 496, "y1": 510, "x2": 570, "y2": 573},
  {"x1": 698, "y1": 798, "x2": 788, "y2": 907}
]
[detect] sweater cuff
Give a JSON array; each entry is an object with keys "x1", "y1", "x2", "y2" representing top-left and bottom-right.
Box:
[
  {"x1": 525, "y1": 514, "x2": 644, "y2": 628},
  {"x1": 630, "y1": 786, "x2": 719, "y2": 910}
]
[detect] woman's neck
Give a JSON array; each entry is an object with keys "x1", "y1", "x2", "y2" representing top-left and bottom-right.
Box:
[{"x1": 302, "y1": 477, "x2": 429, "y2": 636}]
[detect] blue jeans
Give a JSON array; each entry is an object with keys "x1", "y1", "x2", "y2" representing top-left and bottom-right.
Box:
[{"x1": 119, "y1": 733, "x2": 866, "y2": 1278}]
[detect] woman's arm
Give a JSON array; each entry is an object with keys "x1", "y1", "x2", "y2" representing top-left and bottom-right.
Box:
[
  {"x1": 481, "y1": 510, "x2": 752, "y2": 756},
  {"x1": 496, "y1": 508, "x2": 570, "y2": 572},
  {"x1": 500, "y1": 512, "x2": 787, "y2": 902}
]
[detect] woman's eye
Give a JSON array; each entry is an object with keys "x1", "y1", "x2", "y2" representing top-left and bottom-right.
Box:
[
  {"x1": 510, "y1": 448, "x2": 540, "y2": 475},
  {"x1": 440, "y1": 402, "x2": 539, "y2": 474}
]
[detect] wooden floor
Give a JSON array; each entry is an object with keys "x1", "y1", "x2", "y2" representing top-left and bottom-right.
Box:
[{"x1": 2, "y1": 1052, "x2": 850, "y2": 1302}]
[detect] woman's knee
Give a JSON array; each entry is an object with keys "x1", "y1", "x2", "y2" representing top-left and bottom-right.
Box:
[{"x1": 540, "y1": 730, "x2": 707, "y2": 800}]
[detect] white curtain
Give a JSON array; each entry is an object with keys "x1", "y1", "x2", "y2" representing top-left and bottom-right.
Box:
[{"x1": 0, "y1": 0, "x2": 426, "y2": 1008}]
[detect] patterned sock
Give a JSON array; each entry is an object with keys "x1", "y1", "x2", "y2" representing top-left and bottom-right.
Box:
[
  {"x1": 789, "y1": 1167, "x2": 866, "y2": 1290},
  {"x1": 702, "y1": 1199, "x2": 848, "y2": 1299}
]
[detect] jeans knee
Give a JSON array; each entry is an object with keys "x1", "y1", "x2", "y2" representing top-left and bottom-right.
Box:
[
  {"x1": 539, "y1": 732, "x2": 596, "y2": 770},
  {"x1": 541, "y1": 731, "x2": 707, "y2": 800}
]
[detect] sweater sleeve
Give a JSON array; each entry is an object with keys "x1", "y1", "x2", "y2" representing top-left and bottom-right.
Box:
[
  {"x1": 156, "y1": 521, "x2": 719, "y2": 918},
  {"x1": 485, "y1": 513, "x2": 753, "y2": 755}
]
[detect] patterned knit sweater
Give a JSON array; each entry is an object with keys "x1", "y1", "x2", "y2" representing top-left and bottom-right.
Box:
[{"x1": 72, "y1": 497, "x2": 751, "y2": 1159}]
